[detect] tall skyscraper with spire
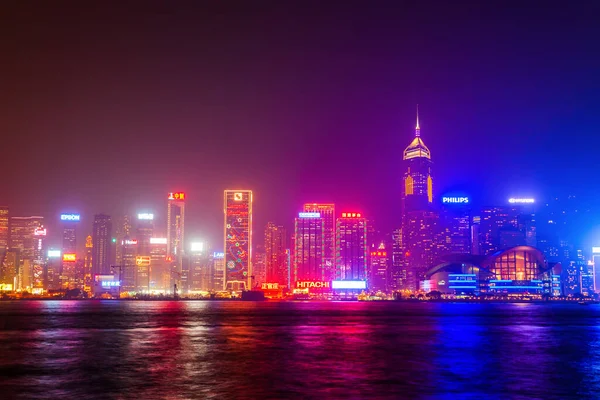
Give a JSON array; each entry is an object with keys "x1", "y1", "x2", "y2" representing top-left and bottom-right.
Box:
[{"x1": 400, "y1": 107, "x2": 439, "y2": 290}]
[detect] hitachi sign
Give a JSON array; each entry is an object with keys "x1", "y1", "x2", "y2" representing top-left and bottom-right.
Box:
[
  {"x1": 442, "y1": 197, "x2": 469, "y2": 204},
  {"x1": 296, "y1": 281, "x2": 330, "y2": 289}
]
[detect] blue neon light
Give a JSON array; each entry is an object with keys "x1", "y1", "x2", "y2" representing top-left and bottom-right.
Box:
[{"x1": 449, "y1": 286, "x2": 478, "y2": 289}]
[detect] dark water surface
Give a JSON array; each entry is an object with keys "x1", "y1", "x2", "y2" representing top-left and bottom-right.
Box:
[{"x1": 0, "y1": 301, "x2": 599, "y2": 399}]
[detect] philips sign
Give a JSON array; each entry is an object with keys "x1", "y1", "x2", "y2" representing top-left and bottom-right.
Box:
[
  {"x1": 60, "y1": 214, "x2": 81, "y2": 221},
  {"x1": 442, "y1": 197, "x2": 469, "y2": 204}
]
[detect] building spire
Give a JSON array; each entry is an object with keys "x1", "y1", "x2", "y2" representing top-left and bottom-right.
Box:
[{"x1": 415, "y1": 104, "x2": 420, "y2": 137}]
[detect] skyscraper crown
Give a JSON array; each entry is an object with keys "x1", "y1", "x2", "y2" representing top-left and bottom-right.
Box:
[{"x1": 403, "y1": 105, "x2": 430, "y2": 160}]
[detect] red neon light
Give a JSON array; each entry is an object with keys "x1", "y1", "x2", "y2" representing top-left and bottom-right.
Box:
[
  {"x1": 168, "y1": 192, "x2": 185, "y2": 201},
  {"x1": 341, "y1": 212, "x2": 362, "y2": 218}
]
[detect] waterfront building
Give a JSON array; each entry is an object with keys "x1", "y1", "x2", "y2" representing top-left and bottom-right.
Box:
[{"x1": 224, "y1": 190, "x2": 252, "y2": 291}]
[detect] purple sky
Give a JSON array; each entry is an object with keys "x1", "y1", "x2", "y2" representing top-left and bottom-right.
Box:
[{"x1": 2, "y1": 1, "x2": 600, "y2": 248}]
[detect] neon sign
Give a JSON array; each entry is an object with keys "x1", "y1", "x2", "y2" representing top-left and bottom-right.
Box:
[
  {"x1": 47, "y1": 250, "x2": 61, "y2": 258},
  {"x1": 213, "y1": 252, "x2": 224, "y2": 259},
  {"x1": 341, "y1": 212, "x2": 362, "y2": 218},
  {"x1": 261, "y1": 283, "x2": 280, "y2": 290},
  {"x1": 298, "y1": 212, "x2": 321, "y2": 218},
  {"x1": 168, "y1": 192, "x2": 185, "y2": 201},
  {"x1": 101, "y1": 281, "x2": 121, "y2": 287},
  {"x1": 296, "y1": 281, "x2": 330, "y2": 289},
  {"x1": 508, "y1": 198, "x2": 535, "y2": 204},
  {"x1": 150, "y1": 237, "x2": 167, "y2": 244},
  {"x1": 63, "y1": 254, "x2": 76, "y2": 262},
  {"x1": 331, "y1": 280, "x2": 366, "y2": 289},
  {"x1": 370, "y1": 251, "x2": 387, "y2": 257},
  {"x1": 123, "y1": 239, "x2": 138, "y2": 245},
  {"x1": 136, "y1": 256, "x2": 151, "y2": 266},
  {"x1": 34, "y1": 227, "x2": 47, "y2": 236},
  {"x1": 593, "y1": 247, "x2": 600, "y2": 254},
  {"x1": 60, "y1": 214, "x2": 81, "y2": 221},
  {"x1": 137, "y1": 213, "x2": 154, "y2": 220},
  {"x1": 234, "y1": 192, "x2": 244, "y2": 201},
  {"x1": 442, "y1": 197, "x2": 469, "y2": 204}
]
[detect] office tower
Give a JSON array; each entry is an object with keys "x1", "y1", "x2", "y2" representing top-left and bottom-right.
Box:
[
  {"x1": 294, "y1": 212, "x2": 325, "y2": 283},
  {"x1": 45, "y1": 250, "x2": 62, "y2": 290},
  {"x1": 115, "y1": 215, "x2": 132, "y2": 265},
  {"x1": 479, "y1": 205, "x2": 535, "y2": 254},
  {"x1": 336, "y1": 212, "x2": 368, "y2": 281},
  {"x1": 265, "y1": 223, "x2": 288, "y2": 287},
  {"x1": 188, "y1": 242, "x2": 210, "y2": 291},
  {"x1": 9, "y1": 216, "x2": 45, "y2": 290},
  {"x1": 60, "y1": 213, "x2": 80, "y2": 253},
  {"x1": 167, "y1": 192, "x2": 186, "y2": 260},
  {"x1": 401, "y1": 108, "x2": 438, "y2": 290},
  {"x1": 303, "y1": 204, "x2": 335, "y2": 280},
  {"x1": 0, "y1": 207, "x2": 8, "y2": 267},
  {"x1": 471, "y1": 216, "x2": 480, "y2": 255},
  {"x1": 224, "y1": 190, "x2": 253, "y2": 291},
  {"x1": 135, "y1": 213, "x2": 154, "y2": 292},
  {"x1": 92, "y1": 214, "x2": 112, "y2": 276},
  {"x1": 83, "y1": 235, "x2": 93, "y2": 292},
  {"x1": 149, "y1": 237, "x2": 168, "y2": 292},
  {"x1": 438, "y1": 198, "x2": 471, "y2": 255},
  {"x1": 389, "y1": 228, "x2": 406, "y2": 291},
  {"x1": 252, "y1": 247, "x2": 266, "y2": 289},
  {"x1": 120, "y1": 237, "x2": 137, "y2": 292},
  {"x1": 370, "y1": 242, "x2": 388, "y2": 293},
  {"x1": 1, "y1": 250, "x2": 18, "y2": 289},
  {"x1": 212, "y1": 251, "x2": 225, "y2": 291}
]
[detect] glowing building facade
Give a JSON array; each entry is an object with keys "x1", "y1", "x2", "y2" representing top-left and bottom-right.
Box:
[
  {"x1": 370, "y1": 242, "x2": 388, "y2": 292},
  {"x1": 84, "y1": 235, "x2": 93, "y2": 292},
  {"x1": 167, "y1": 192, "x2": 185, "y2": 260},
  {"x1": 92, "y1": 214, "x2": 112, "y2": 276},
  {"x1": 303, "y1": 204, "x2": 335, "y2": 280},
  {"x1": 336, "y1": 212, "x2": 368, "y2": 281},
  {"x1": 400, "y1": 108, "x2": 438, "y2": 290},
  {"x1": 0, "y1": 207, "x2": 8, "y2": 269},
  {"x1": 294, "y1": 213, "x2": 325, "y2": 283},
  {"x1": 265, "y1": 222, "x2": 288, "y2": 287},
  {"x1": 224, "y1": 190, "x2": 252, "y2": 291}
]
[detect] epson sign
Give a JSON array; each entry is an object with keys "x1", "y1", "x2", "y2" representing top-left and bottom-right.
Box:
[{"x1": 442, "y1": 197, "x2": 469, "y2": 204}]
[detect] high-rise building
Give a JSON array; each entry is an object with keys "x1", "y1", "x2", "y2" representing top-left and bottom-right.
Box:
[
  {"x1": 265, "y1": 223, "x2": 288, "y2": 287},
  {"x1": 294, "y1": 212, "x2": 324, "y2": 283},
  {"x1": 401, "y1": 108, "x2": 439, "y2": 290},
  {"x1": 60, "y1": 214, "x2": 80, "y2": 254},
  {"x1": 189, "y1": 242, "x2": 210, "y2": 292},
  {"x1": 114, "y1": 215, "x2": 132, "y2": 265},
  {"x1": 83, "y1": 235, "x2": 93, "y2": 292},
  {"x1": 369, "y1": 242, "x2": 388, "y2": 293},
  {"x1": 438, "y1": 199, "x2": 471, "y2": 256},
  {"x1": 303, "y1": 204, "x2": 335, "y2": 280},
  {"x1": 212, "y1": 251, "x2": 225, "y2": 291},
  {"x1": 9, "y1": 216, "x2": 45, "y2": 290},
  {"x1": 479, "y1": 206, "x2": 535, "y2": 255},
  {"x1": 224, "y1": 190, "x2": 252, "y2": 291},
  {"x1": 0, "y1": 207, "x2": 8, "y2": 267},
  {"x1": 119, "y1": 237, "x2": 137, "y2": 293},
  {"x1": 135, "y1": 213, "x2": 154, "y2": 292},
  {"x1": 336, "y1": 212, "x2": 368, "y2": 281},
  {"x1": 389, "y1": 228, "x2": 406, "y2": 291},
  {"x1": 252, "y1": 248, "x2": 266, "y2": 289},
  {"x1": 149, "y1": 237, "x2": 168, "y2": 292},
  {"x1": 92, "y1": 214, "x2": 112, "y2": 276},
  {"x1": 167, "y1": 192, "x2": 186, "y2": 260}
]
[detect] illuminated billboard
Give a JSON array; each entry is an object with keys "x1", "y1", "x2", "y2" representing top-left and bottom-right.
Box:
[
  {"x1": 298, "y1": 212, "x2": 321, "y2": 218},
  {"x1": 341, "y1": 212, "x2": 362, "y2": 218},
  {"x1": 60, "y1": 214, "x2": 81, "y2": 221},
  {"x1": 101, "y1": 281, "x2": 120, "y2": 287},
  {"x1": 47, "y1": 250, "x2": 61, "y2": 258},
  {"x1": 442, "y1": 196, "x2": 469, "y2": 204},
  {"x1": 150, "y1": 237, "x2": 167, "y2": 245},
  {"x1": 213, "y1": 252, "x2": 224, "y2": 259},
  {"x1": 136, "y1": 256, "x2": 151, "y2": 266},
  {"x1": 168, "y1": 192, "x2": 185, "y2": 201},
  {"x1": 137, "y1": 213, "x2": 154, "y2": 220},
  {"x1": 296, "y1": 281, "x2": 330, "y2": 289},
  {"x1": 34, "y1": 227, "x2": 47, "y2": 236},
  {"x1": 190, "y1": 242, "x2": 204, "y2": 252},
  {"x1": 331, "y1": 280, "x2": 367, "y2": 289},
  {"x1": 508, "y1": 198, "x2": 535, "y2": 204},
  {"x1": 123, "y1": 239, "x2": 138, "y2": 245},
  {"x1": 63, "y1": 253, "x2": 76, "y2": 262},
  {"x1": 261, "y1": 283, "x2": 280, "y2": 290}
]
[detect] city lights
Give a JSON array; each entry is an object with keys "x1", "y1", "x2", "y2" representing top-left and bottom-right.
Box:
[
  {"x1": 341, "y1": 212, "x2": 362, "y2": 218},
  {"x1": 168, "y1": 192, "x2": 185, "y2": 200},
  {"x1": 137, "y1": 213, "x2": 154, "y2": 220}
]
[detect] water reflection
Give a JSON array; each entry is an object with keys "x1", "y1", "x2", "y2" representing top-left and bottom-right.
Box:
[{"x1": 1, "y1": 301, "x2": 600, "y2": 399}]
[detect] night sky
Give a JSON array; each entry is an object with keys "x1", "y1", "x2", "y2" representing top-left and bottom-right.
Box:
[{"x1": 2, "y1": 1, "x2": 600, "y2": 248}]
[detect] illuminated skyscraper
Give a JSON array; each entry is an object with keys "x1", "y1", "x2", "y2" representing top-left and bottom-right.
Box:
[
  {"x1": 92, "y1": 214, "x2": 112, "y2": 276},
  {"x1": 189, "y1": 243, "x2": 210, "y2": 292},
  {"x1": 438, "y1": 200, "x2": 471, "y2": 256},
  {"x1": 149, "y1": 237, "x2": 168, "y2": 292},
  {"x1": 370, "y1": 242, "x2": 388, "y2": 292},
  {"x1": 479, "y1": 206, "x2": 534, "y2": 255},
  {"x1": 84, "y1": 235, "x2": 93, "y2": 292},
  {"x1": 0, "y1": 207, "x2": 8, "y2": 267},
  {"x1": 294, "y1": 212, "x2": 325, "y2": 283},
  {"x1": 401, "y1": 108, "x2": 438, "y2": 290},
  {"x1": 61, "y1": 214, "x2": 79, "y2": 254},
  {"x1": 303, "y1": 204, "x2": 335, "y2": 280},
  {"x1": 135, "y1": 213, "x2": 154, "y2": 292},
  {"x1": 336, "y1": 212, "x2": 368, "y2": 281},
  {"x1": 9, "y1": 216, "x2": 45, "y2": 290},
  {"x1": 224, "y1": 190, "x2": 252, "y2": 291},
  {"x1": 167, "y1": 192, "x2": 186, "y2": 260},
  {"x1": 212, "y1": 252, "x2": 225, "y2": 291},
  {"x1": 265, "y1": 222, "x2": 288, "y2": 287},
  {"x1": 115, "y1": 215, "x2": 132, "y2": 265},
  {"x1": 120, "y1": 237, "x2": 137, "y2": 292},
  {"x1": 389, "y1": 228, "x2": 406, "y2": 291}
]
